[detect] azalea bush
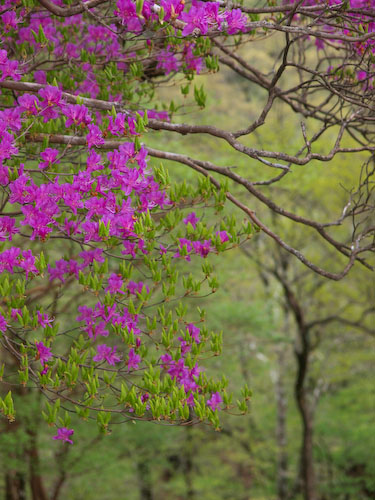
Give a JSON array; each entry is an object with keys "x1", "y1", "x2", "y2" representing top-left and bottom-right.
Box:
[
  {"x1": 0, "y1": 0, "x2": 374, "y2": 451},
  {"x1": 0, "y1": 0, "x2": 257, "y2": 445}
]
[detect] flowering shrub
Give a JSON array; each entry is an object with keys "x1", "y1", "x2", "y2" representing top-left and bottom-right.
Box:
[
  {"x1": 0, "y1": 0, "x2": 257, "y2": 441},
  {"x1": 0, "y1": 0, "x2": 374, "y2": 443}
]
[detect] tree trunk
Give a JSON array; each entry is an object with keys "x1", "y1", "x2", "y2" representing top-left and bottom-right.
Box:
[
  {"x1": 5, "y1": 471, "x2": 26, "y2": 500},
  {"x1": 28, "y1": 429, "x2": 48, "y2": 500},
  {"x1": 275, "y1": 348, "x2": 288, "y2": 500},
  {"x1": 3, "y1": 410, "x2": 26, "y2": 500},
  {"x1": 183, "y1": 426, "x2": 195, "y2": 500},
  {"x1": 296, "y1": 390, "x2": 316, "y2": 500},
  {"x1": 137, "y1": 460, "x2": 153, "y2": 500},
  {"x1": 276, "y1": 271, "x2": 317, "y2": 500},
  {"x1": 295, "y1": 338, "x2": 316, "y2": 500}
]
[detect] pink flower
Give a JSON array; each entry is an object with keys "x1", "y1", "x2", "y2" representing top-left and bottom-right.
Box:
[
  {"x1": 207, "y1": 391, "x2": 222, "y2": 411},
  {"x1": 18, "y1": 249, "x2": 38, "y2": 279},
  {"x1": 38, "y1": 86, "x2": 64, "y2": 121},
  {"x1": 0, "y1": 107, "x2": 22, "y2": 131},
  {"x1": 39, "y1": 148, "x2": 60, "y2": 170},
  {"x1": 216, "y1": 230, "x2": 229, "y2": 243},
  {"x1": 160, "y1": 353, "x2": 172, "y2": 368},
  {"x1": 187, "y1": 323, "x2": 200, "y2": 343},
  {"x1": 174, "y1": 238, "x2": 193, "y2": 261},
  {"x1": 156, "y1": 48, "x2": 181, "y2": 75},
  {"x1": 53, "y1": 427, "x2": 74, "y2": 444},
  {"x1": 192, "y1": 240, "x2": 213, "y2": 258},
  {"x1": 357, "y1": 71, "x2": 367, "y2": 81},
  {"x1": 183, "y1": 212, "x2": 199, "y2": 229},
  {"x1": 0, "y1": 216, "x2": 19, "y2": 241},
  {"x1": 0, "y1": 49, "x2": 7, "y2": 64},
  {"x1": 0, "y1": 131, "x2": 18, "y2": 160},
  {"x1": 18, "y1": 94, "x2": 40, "y2": 115},
  {"x1": 64, "y1": 104, "x2": 92, "y2": 128},
  {"x1": 181, "y1": 6, "x2": 208, "y2": 36},
  {"x1": 35, "y1": 341, "x2": 52, "y2": 365},
  {"x1": 1, "y1": 11, "x2": 19, "y2": 32},
  {"x1": 160, "y1": 0, "x2": 184, "y2": 21},
  {"x1": 93, "y1": 344, "x2": 122, "y2": 365},
  {"x1": 86, "y1": 321, "x2": 109, "y2": 340},
  {"x1": 105, "y1": 273, "x2": 125, "y2": 294},
  {"x1": 127, "y1": 348, "x2": 141, "y2": 371},
  {"x1": 34, "y1": 70, "x2": 47, "y2": 84},
  {"x1": 38, "y1": 86, "x2": 63, "y2": 107},
  {"x1": 0, "y1": 314, "x2": 8, "y2": 333},
  {"x1": 186, "y1": 392, "x2": 195, "y2": 407},
  {"x1": 127, "y1": 280, "x2": 149, "y2": 296},
  {"x1": 0, "y1": 59, "x2": 21, "y2": 81},
  {"x1": 225, "y1": 9, "x2": 248, "y2": 35},
  {"x1": 86, "y1": 124, "x2": 105, "y2": 149},
  {"x1": 37, "y1": 311, "x2": 54, "y2": 328}
]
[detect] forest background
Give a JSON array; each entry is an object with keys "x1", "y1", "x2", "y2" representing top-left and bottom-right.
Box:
[{"x1": 0, "y1": 24, "x2": 374, "y2": 500}]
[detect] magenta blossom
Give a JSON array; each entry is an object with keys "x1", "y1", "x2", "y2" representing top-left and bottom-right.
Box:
[
  {"x1": 0, "y1": 59, "x2": 20, "y2": 81},
  {"x1": 216, "y1": 230, "x2": 229, "y2": 243},
  {"x1": 192, "y1": 240, "x2": 213, "y2": 258},
  {"x1": 105, "y1": 273, "x2": 125, "y2": 294},
  {"x1": 0, "y1": 314, "x2": 8, "y2": 333},
  {"x1": 34, "y1": 70, "x2": 47, "y2": 84},
  {"x1": 156, "y1": 48, "x2": 181, "y2": 75},
  {"x1": 37, "y1": 311, "x2": 54, "y2": 328},
  {"x1": 181, "y1": 6, "x2": 208, "y2": 36},
  {"x1": 174, "y1": 238, "x2": 193, "y2": 261},
  {"x1": 127, "y1": 280, "x2": 150, "y2": 296},
  {"x1": 183, "y1": 212, "x2": 200, "y2": 228},
  {"x1": 53, "y1": 427, "x2": 74, "y2": 444},
  {"x1": 38, "y1": 86, "x2": 63, "y2": 107},
  {"x1": 160, "y1": 353, "x2": 172, "y2": 367},
  {"x1": 93, "y1": 344, "x2": 122, "y2": 365},
  {"x1": 0, "y1": 49, "x2": 7, "y2": 64},
  {"x1": 0, "y1": 216, "x2": 19, "y2": 241},
  {"x1": 18, "y1": 249, "x2": 38, "y2": 279},
  {"x1": 79, "y1": 249, "x2": 105, "y2": 266},
  {"x1": 186, "y1": 392, "x2": 195, "y2": 407},
  {"x1": 18, "y1": 94, "x2": 40, "y2": 115},
  {"x1": 127, "y1": 348, "x2": 141, "y2": 371},
  {"x1": 357, "y1": 71, "x2": 367, "y2": 81},
  {"x1": 1, "y1": 10, "x2": 20, "y2": 31},
  {"x1": 39, "y1": 148, "x2": 60, "y2": 170},
  {"x1": 187, "y1": 323, "x2": 200, "y2": 343},
  {"x1": 225, "y1": 9, "x2": 248, "y2": 35},
  {"x1": 38, "y1": 86, "x2": 64, "y2": 121},
  {"x1": 64, "y1": 104, "x2": 92, "y2": 128},
  {"x1": 207, "y1": 391, "x2": 222, "y2": 411},
  {"x1": 35, "y1": 341, "x2": 52, "y2": 365},
  {"x1": 86, "y1": 124, "x2": 105, "y2": 149}
]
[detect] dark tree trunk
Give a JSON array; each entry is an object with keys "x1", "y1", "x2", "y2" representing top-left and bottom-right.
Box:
[
  {"x1": 5, "y1": 471, "x2": 26, "y2": 500},
  {"x1": 275, "y1": 348, "x2": 288, "y2": 500},
  {"x1": 182, "y1": 426, "x2": 195, "y2": 500},
  {"x1": 294, "y1": 328, "x2": 316, "y2": 500},
  {"x1": 28, "y1": 429, "x2": 48, "y2": 500},
  {"x1": 51, "y1": 472, "x2": 67, "y2": 500},
  {"x1": 295, "y1": 376, "x2": 316, "y2": 500},
  {"x1": 276, "y1": 271, "x2": 317, "y2": 500},
  {"x1": 3, "y1": 405, "x2": 26, "y2": 500},
  {"x1": 137, "y1": 460, "x2": 154, "y2": 500}
]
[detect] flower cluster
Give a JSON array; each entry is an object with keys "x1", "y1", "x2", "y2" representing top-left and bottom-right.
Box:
[
  {"x1": 293, "y1": 0, "x2": 375, "y2": 86},
  {"x1": 2, "y1": 0, "x2": 369, "y2": 446},
  {"x1": 0, "y1": 0, "x2": 270, "y2": 442}
]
